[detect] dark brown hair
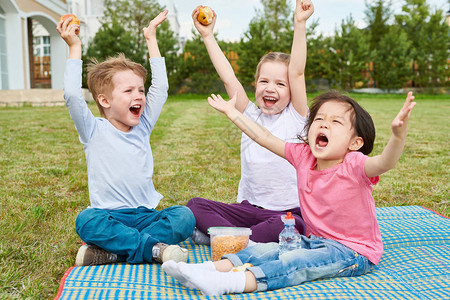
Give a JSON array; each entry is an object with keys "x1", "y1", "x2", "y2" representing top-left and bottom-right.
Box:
[{"x1": 301, "y1": 91, "x2": 376, "y2": 155}]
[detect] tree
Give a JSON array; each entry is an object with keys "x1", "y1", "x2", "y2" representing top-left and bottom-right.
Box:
[
  {"x1": 101, "y1": 0, "x2": 164, "y2": 62},
  {"x1": 82, "y1": 22, "x2": 135, "y2": 87},
  {"x1": 395, "y1": 0, "x2": 450, "y2": 90},
  {"x1": 331, "y1": 16, "x2": 370, "y2": 90},
  {"x1": 304, "y1": 21, "x2": 335, "y2": 90},
  {"x1": 238, "y1": 0, "x2": 294, "y2": 88},
  {"x1": 364, "y1": 0, "x2": 393, "y2": 87},
  {"x1": 153, "y1": 20, "x2": 181, "y2": 93},
  {"x1": 423, "y1": 8, "x2": 450, "y2": 89},
  {"x1": 395, "y1": 0, "x2": 430, "y2": 88},
  {"x1": 238, "y1": 19, "x2": 274, "y2": 88},
  {"x1": 85, "y1": 22, "x2": 134, "y2": 59},
  {"x1": 85, "y1": 0, "x2": 179, "y2": 90},
  {"x1": 256, "y1": 0, "x2": 293, "y2": 45},
  {"x1": 372, "y1": 26, "x2": 411, "y2": 91},
  {"x1": 181, "y1": 32, "x2": 221, "y2": 94},
  {"x1": 364, "y1": 0, "x2": 392, "y2": 51}
]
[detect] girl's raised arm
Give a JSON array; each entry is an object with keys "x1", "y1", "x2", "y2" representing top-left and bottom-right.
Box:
[
  {"x1": 208, "y1": 94, "x2": 286, "y2": 158},
  {"x1": 365, "y1": 92, "x2": 416, "y2": 178},
  {"x1": 192, "y1": 7, "x2": 249, "y2": 113},
  {"x1": 289, "y1": 0, "x2": 314, "y2": 118}
]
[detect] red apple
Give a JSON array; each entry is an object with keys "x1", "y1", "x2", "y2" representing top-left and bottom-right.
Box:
[{"x1": 60, "y1": 14, "x2": 80, "y2": 35}]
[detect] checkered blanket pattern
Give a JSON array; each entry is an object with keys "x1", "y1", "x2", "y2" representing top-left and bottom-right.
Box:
[{"x1": 55, "y1": 206, "x2": 450, "y2": 299}]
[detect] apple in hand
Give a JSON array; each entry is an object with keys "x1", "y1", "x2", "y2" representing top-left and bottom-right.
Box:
[
  {"x1": 60, "y1": 14, "x2": 80, "y2": 35},
  {"x1": 197, "y1": 6, "x2": 213, "y2": 25}
]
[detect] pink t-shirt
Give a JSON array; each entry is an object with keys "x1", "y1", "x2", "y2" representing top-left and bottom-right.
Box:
[{"x1": 285, "y1": 143, "x2": 383, "y2": 264}]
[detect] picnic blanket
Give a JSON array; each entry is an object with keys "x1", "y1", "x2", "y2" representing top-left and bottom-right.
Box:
[{"x1": 55, "y1": 206, "x2": 450, "y2": 299}]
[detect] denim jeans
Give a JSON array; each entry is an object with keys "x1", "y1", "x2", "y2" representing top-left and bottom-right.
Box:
[
  {"x1": 224, "y1": 235, "x2": 374, "y2": 292},
  {"x1": 75, "y1": 205, "x2": 195, "y2": 264}
]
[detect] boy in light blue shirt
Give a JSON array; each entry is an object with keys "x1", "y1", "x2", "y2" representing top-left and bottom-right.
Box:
[{"x1": 57, "y1": 10, "x2": 195, "y2": 266}]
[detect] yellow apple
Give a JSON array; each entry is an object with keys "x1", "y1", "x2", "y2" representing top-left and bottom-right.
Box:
[{"x1": 198, "y1": 6, "x2": 213, "y2": 26}]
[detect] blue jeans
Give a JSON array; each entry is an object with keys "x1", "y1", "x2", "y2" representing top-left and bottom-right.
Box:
[
  {"x1": 224, "y1": 235, "x2": 374, "y2": 291},
  {"x1": 75, "y1": 205, "x2": 195, "y2": 264}
]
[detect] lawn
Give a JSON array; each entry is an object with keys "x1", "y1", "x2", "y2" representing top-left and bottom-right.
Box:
[{"x1": 0, "y1": 93, "x2": 448, "y2": 299}]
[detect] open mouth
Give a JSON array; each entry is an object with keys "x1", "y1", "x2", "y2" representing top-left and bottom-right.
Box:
[
  {"x1": 263, "y1": 96, "x2": 278, "y2": 107},
  {"x1": 129, "y1": 104, "x2": 141, "y2": 116},
  {"x1": 315, "y1": 133, "x2": 328, "y2": 148}
]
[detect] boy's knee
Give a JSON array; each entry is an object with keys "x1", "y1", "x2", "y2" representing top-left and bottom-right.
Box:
[
  {"x1": 170, "y1": 205, "x2": 196, "y2": 230},
  {"x1": 75, "y1": 208, "x2": 105, "y2": 234},
  {"x1": 76, "y1": 208, "x2": 92, "y2": 230},
  {"x1": 183, "y1": 206, "x2": 196, "y2": 229},
  {"x1": 175, "y1": 206, "x2": 195, "y2": 239}
]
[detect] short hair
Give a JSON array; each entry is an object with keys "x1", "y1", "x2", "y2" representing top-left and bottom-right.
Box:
[
  {"x1": 301, "y1": 91, "x2": 376, "y2": 155},
  {"x1": 254, "y1": 52, "x2": 290, "y2": 85},
  {"x1": 87, "y1": 53, "x2": 147, "y2": 117}
]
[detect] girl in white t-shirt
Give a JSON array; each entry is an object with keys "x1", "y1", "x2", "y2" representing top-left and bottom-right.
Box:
[{"x1": 187, "y1": 1, "x2": 314, "y2": 244}]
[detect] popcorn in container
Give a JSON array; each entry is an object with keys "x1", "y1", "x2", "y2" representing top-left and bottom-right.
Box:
[{"x1": 208, "y1": 227, "x2": 252, "y2": 261}]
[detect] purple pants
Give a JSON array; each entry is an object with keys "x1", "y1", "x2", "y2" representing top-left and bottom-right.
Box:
[{"x1": 187, "y1": 198, "x2": 305, "y2": 243}]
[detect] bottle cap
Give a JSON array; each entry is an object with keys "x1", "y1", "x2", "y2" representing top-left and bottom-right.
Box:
[{"x1": 281, "y1": 212, "x2": 295, "y2": 225}]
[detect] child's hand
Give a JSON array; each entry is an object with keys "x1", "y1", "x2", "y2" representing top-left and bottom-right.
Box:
[
  {"x1": 56, "y1": 16, "x2": 81, "y2": 47},
  {"x1": 391, "y1": 91, "x2": 416, "y2": 139},
  {"x1": 295, "y1": 0, "x2": 314, "y2": 23},
  {"x1": 207, "y1": 94, "x2": 237, "y2": 115},
  {"x1": 364, "y1": 91, "x2": 416, "y2": 177},
  {"x1": 192, "y1": 6, "x2": 216, "y2": 38},
  {"x1": 143, "y1": 10, "x2": 168, "y2": 40}
]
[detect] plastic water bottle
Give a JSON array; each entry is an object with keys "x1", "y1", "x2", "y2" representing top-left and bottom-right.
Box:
[{"x1": 279, "y1": 212, "x2": 302, "y2": 256}]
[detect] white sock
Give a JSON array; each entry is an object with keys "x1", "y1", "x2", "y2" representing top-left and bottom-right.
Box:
[
  {"x1": 178, "y1": 263, "x2": 246, "y2": 296},
  {"x1": 162, "y1": 260, "x2": 215, "y2": 288}
]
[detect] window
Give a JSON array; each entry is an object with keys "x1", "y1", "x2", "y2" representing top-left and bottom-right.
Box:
[{"x1": 33, "y1": 35, "x2": 50, "y2": 58}]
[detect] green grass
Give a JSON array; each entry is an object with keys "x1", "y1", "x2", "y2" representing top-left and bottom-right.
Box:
[{"x1": 0, "y1": 93, "x2": 448, "y2": 298}]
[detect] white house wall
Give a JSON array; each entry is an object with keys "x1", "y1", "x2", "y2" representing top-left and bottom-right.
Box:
[
  {"x1": 0, "y1": 0, "x2": 183, "y2": 91},
  {"x1": 1, "y1": 0, "x2": 67, "y2": 90},
  {"x1": 2, "y1": 0, "x2": 24, "y2": 89}
]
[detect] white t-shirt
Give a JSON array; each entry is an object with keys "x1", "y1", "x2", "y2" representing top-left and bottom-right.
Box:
[{"x1": 236, "y1": 101, "x2": 307, "y2": 210}]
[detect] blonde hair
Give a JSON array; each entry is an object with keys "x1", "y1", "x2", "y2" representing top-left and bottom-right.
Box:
[
  {"x1": 254, "y1": 52, "x2": 290, "y2": 85},
  {"x1": 87, "y1": 53, "x2": 147, "y2": 117}
]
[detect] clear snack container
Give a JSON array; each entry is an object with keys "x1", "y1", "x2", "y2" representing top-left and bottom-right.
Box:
[{"x1": 208, "y1": 227, "x2": 252, "y2": 261}]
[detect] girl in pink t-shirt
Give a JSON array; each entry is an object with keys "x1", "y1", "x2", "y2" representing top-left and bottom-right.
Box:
[{"x1": 162, "y1": 90, "x2": 416, "y2": 296}]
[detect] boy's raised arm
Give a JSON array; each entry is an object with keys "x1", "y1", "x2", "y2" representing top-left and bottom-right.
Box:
[
  {"x1": 192, "y1": 7, "x2": 249, "y2": 113},
  {"x1": 289, "y1": 0, "x2": 314, "y2": 118},
  {"x1": 142, "y1": 10, "x2": 169, "y2": 129},
  {"x1": 365, "y1": 92, "x2": 416, "y2": 178},
  {"x1": 57, "y1": 16, "x2": 96, "y2": 143},
  {"x1": 208, "y1": 94, "x2": 286, "y2": 158},
  {"x1": 143, "y1": 10, "x2": 168, "y2": 58}
]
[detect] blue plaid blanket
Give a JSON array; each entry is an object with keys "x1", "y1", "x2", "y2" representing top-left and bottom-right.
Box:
[{"x1": 56, "y1": 206, "x2": 450, "y2": 299}]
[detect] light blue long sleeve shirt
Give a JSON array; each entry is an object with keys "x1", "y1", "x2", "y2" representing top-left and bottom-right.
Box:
[{"x1": 63, "y1": 57, "x2": 168, "y2": 209}]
